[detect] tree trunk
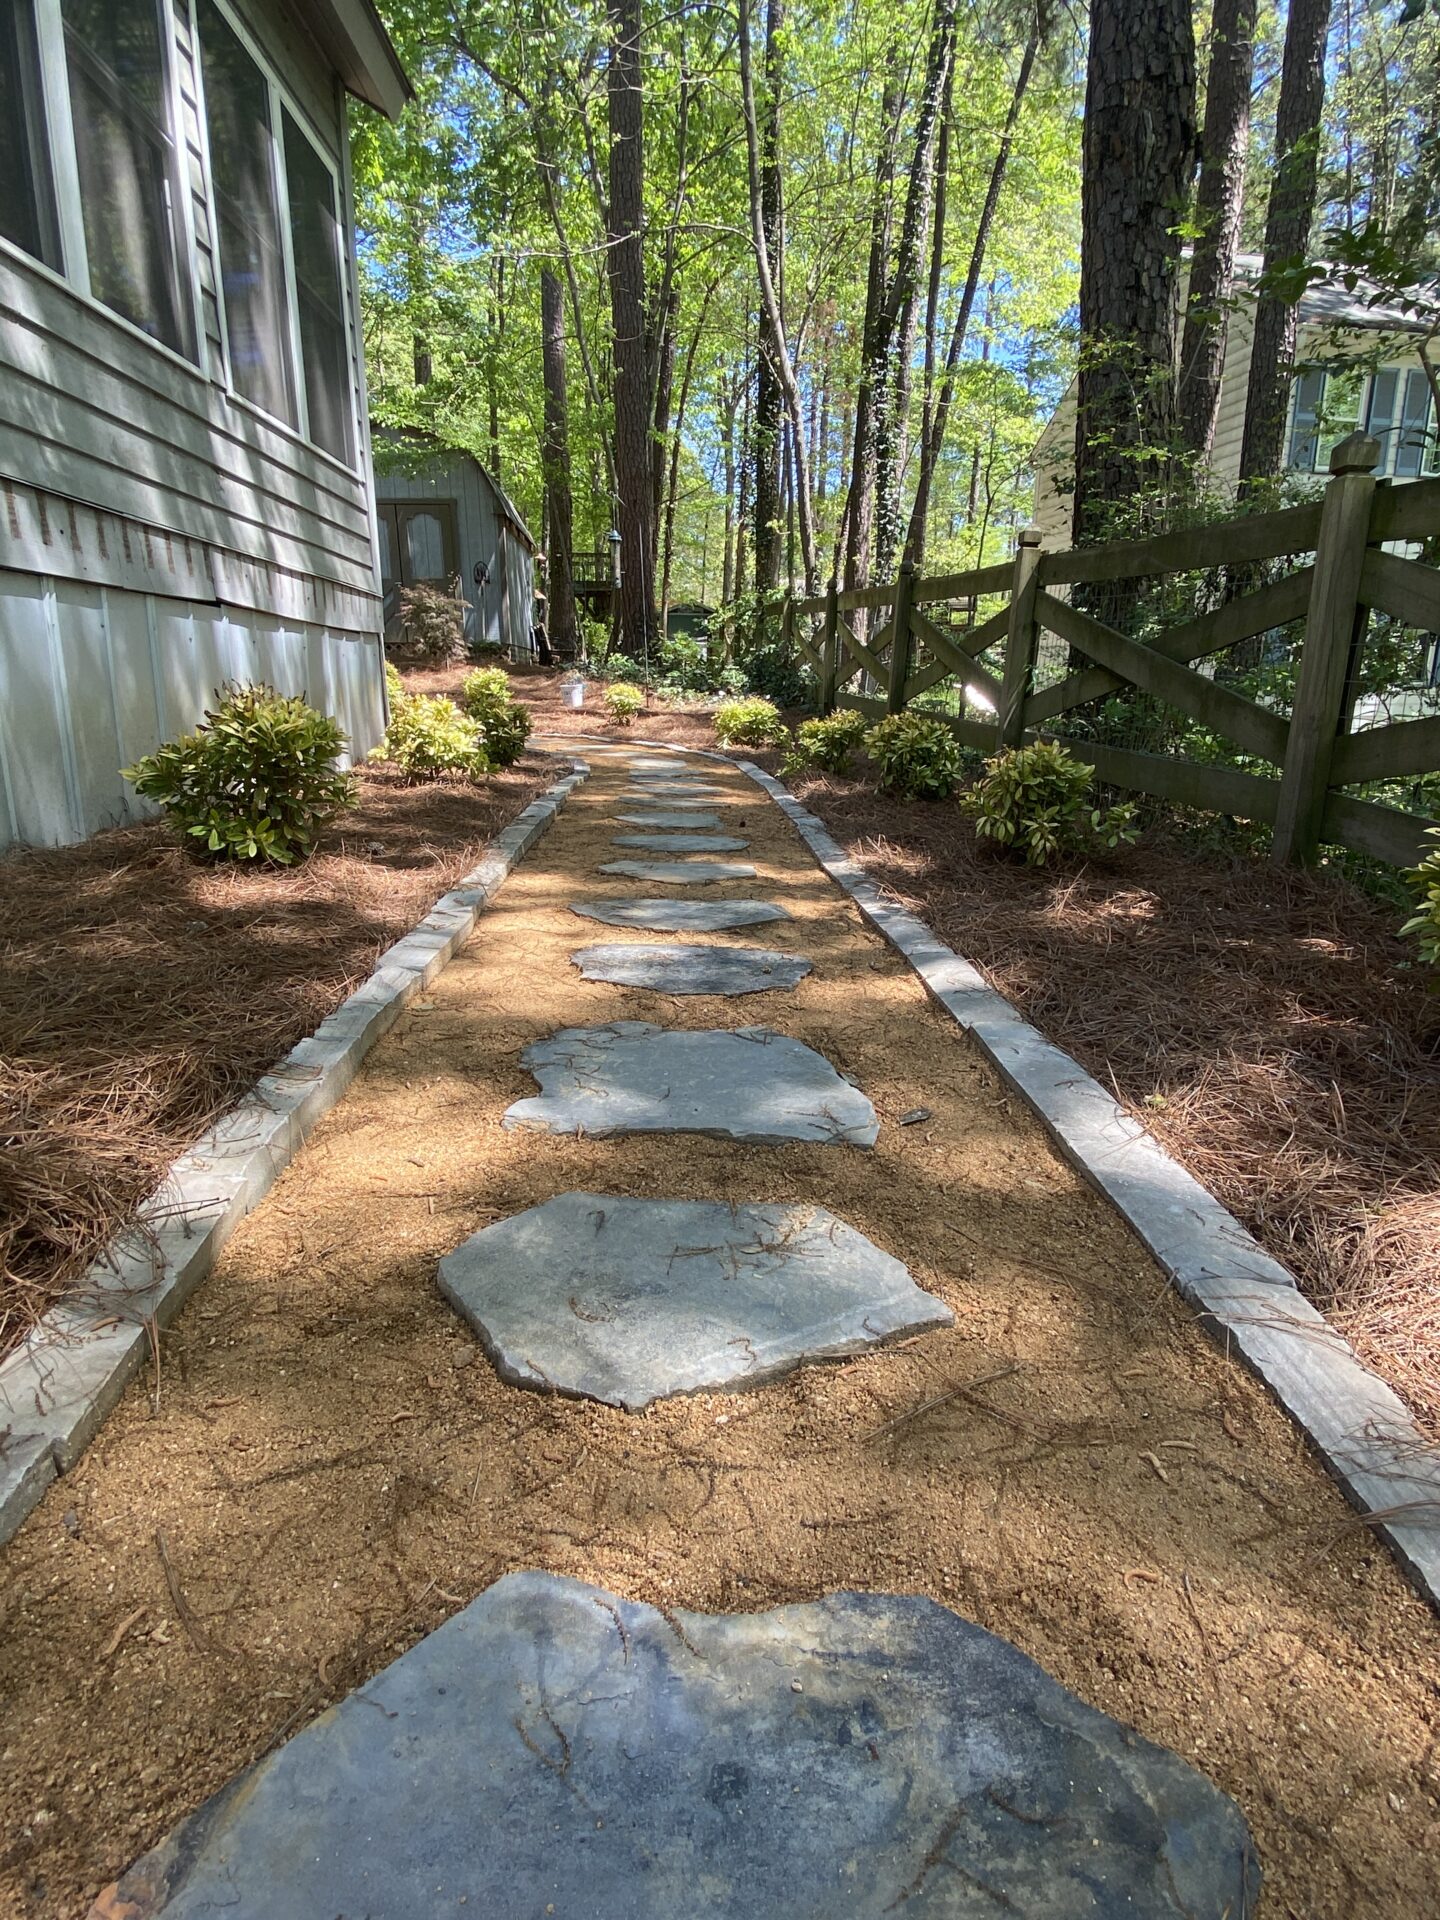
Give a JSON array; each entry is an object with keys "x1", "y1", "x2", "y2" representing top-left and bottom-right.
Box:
[
  {"x1": 905, "y1": 28, "x2": 1038, "y2": 564},
  {"x1": 1179, "y1": 0, "x2": 1257, "y2": 464},
  {"x1": 842, "y1": 59, "x2": 902, "y2": 598},
  {"x1": 605, "y1": 0, "x2": 658, "y2": 659},
  {"x1": 661, "y1": 283, "x2": 715, "y2": 624},
  {"x1": 1238, "y1": 0, "x2": 1331, "y2": 488},
  {"x1": 487, "y1": 254, "x2": 505, "y2": 482},
  {"x1": 1072, "y1": 0, "x2": 1197, "y2": 549},
  {"x1": 752, "y1": 0, "x2": 786, "y2": 609},
  {"x1": 540, "y1": 267, "x2": 578, "y2": 661}
]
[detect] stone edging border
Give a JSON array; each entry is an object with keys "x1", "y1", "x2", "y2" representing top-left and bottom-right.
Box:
[
  {"x1": 703, "y1": 756, "x2": 1440, "y2": 1612},
  {"x1": 0, "y1": 756, "x2": 590, "y2": 1547}
]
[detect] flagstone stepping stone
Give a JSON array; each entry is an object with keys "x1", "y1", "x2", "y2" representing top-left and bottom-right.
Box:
[
  {"x1": 612, "y1": 832, "x2": 750, "y2": 853},
  {"x1": 92, "y1": 1569, "x2": 1260, "y2": 1920},
  {"x1": 617, "y1": 788, "x2": 729, "y2": 803},
  {"x1": 570, "y1": 898, "x2": 789, "y2": 932},
  {"x1": 615, "y1": 810, "x2": 726, "y2": 828},
  {"x1": 503, "y1": 1022, "x2": 878, "y2": 1145},
  {"x1": 439, "y1": 1194, "x2": 949, "y2": 1407},
  {"x1": 601, "y1": 859, "x2": 758, "y2": 883},
  {"x1": 571, "y1": 943, "x2": 810, "y2": 995}
]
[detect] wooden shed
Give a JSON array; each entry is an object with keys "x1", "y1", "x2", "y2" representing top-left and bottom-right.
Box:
[
  {"x1": 0, "y1": 0, "x2": 409, "y2": 850},
  {"x1": 372, "y1": 430, "x2": 538, "y2": 657}
]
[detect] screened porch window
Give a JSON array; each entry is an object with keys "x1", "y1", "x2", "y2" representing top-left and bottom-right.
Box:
[
  {"x1": 0, "y1": 0, "x2": 60, "y2": 267},
  {"x1": 60, "y1": 0, "x2": 191, "y2": 354},
  {"x1": 283, "y1": 109, "x2": 354, "y2": 463},
  {"x1": 196, "y1": 0, "x2": 296, "y2": 428}
]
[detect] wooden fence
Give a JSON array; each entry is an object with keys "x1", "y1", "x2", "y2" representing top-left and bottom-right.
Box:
[{"x1": 777, "y1": 432, "x2": 1440, "y2": 868}]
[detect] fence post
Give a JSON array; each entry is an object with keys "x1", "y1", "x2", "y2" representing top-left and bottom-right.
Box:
[
  {"x1": 1270, "y1": 432, "x2": 1380, "y2": 866},
  {"x1": 998, "y1": 527, "x2": 1043, "y2": 748},
  {"x1": 819, "y1": 580, "x2": 839, "y2": 713},
  {"x1": 886, "y1": 560, "x2": 918, "y2": 714}
]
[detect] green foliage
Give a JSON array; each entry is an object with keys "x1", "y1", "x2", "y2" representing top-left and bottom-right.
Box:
[
  {"x1": 601, "y1": 652, "x2": 648, "y2": 686},
  {"x1": 1401, "y1": 826, "x2": 1440, "y2": 967},
  {"x1": 375, "y1": 692, "x2": 490, "y2": 782},
  {"x1": 460, "y1": 665, "x2": 514, "y2": 722},
  {"x1": 460, "y1": 665, "x2": 533, "y2": 766},
  {"x1": 123, "y1": 683, "x2": 354, "y2": 865},
  {"x1": 962, "y1": 741, "x2": 1137, "y2": 866},
  {"x1": 604, "y1": 682, "x2": 646, "y2": 725},
  {"x1": 389, "y1": 583, "x2": 469, "y2": 667},
  {"x1": 782, "y1": 709, "x2": 869, "y2": 776},
  {"x1": 713, "y1": 695, "x2": 788, "y2": 747},
  {"x1": 863, "y1": 713, "x2": 967, "y2": 800}
]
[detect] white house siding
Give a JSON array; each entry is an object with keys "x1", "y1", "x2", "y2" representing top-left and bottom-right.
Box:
[
  {"x1": 0, "y1": 0, "x2": 389, "y2": 850},
  {"x1": 374, "y1": 451, "x2": 536, "y2": 654}
]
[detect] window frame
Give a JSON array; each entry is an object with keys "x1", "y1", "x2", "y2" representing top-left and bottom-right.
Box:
[
  {"x1": 1288, "y1": 362, "x2": 1439, "y2": 481},
  {"x1": 188, "y1": 0, "x2": 362, "y2": 475}
]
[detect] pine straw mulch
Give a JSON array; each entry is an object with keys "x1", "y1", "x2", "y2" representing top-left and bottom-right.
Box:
[
  {"x1": 0, "y1": 757, "x2": 553, "y2": 1358},
  {"x1": 750, "y1": 763, "x2": 1440, "y2": 1440},
  {"x1": 404, "y1": 660, "x2": 729, "y2": 750}
]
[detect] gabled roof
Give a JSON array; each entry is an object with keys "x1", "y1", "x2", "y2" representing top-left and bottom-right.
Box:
[
  {"x1": 1230, "y1": 252, "x2": 1430, "y2": 335},
  {"x1": 371, "y1": 425, "x2": 536, "y2": 550},
  {"x1": 290, "y1": 0, "x2": 411, "y2": 119}
]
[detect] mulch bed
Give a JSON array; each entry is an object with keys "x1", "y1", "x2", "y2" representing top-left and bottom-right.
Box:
[
  {"x1": 0, "y1": 753, "x2": 553, "y2": 1356},
  {"x1": 757, "y1": 762, "x2": 1440, "y2": 1438}
]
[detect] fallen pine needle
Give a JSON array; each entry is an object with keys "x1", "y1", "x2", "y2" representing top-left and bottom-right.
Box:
[
  {"x1": 1123, "y1": 1568, "x2": 1162, "y2": 1589},
  {"x1": 98, "y1": 1605, "x2": 148, "y2": 1659},
  {"x1": 1140, "y1": 1450, "x2": 1170, "y2": 1483},
  {"x1": 865, "y1": 1365, "x2": 1022, "y2": 1444}
]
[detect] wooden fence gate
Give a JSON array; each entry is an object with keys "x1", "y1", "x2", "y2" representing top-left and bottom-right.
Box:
[{"x1": 779, "y1": 433, "x2": 1440, "y2": 868}]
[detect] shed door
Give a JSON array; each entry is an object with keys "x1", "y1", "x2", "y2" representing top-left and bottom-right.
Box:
[{"x1": 378, "y1": 501, "x2": 460, "y2": 606}]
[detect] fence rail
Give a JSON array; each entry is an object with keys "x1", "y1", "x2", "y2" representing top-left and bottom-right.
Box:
[{"x1": 775, "y1": 433, "x2": 1440, "y2": 869}]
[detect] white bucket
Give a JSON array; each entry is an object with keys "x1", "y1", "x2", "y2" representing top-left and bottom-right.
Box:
[{"x1": 562, "y1": 678, "x2": 586, "y2": 710}]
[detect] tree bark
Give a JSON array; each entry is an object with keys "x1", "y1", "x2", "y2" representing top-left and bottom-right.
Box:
[
  {"x1": 1179, "y1": 0, "x2": 1257, "y2": 463},
  {"x1": 842, "y1": 57, "x2": 902, "y2": 598},
  {"x1": 1072, "y1": 0, "x2": 1197, "y2": 548},
  {"x1": 540, "y1": 267, "x2": 578, "y2": 661},
  {"x1": 605, "y1": 0, "x2": 658, "y2": 658},
  {"x1": 752, "y1": 0, "x2": 786, "y2": 606},
  {"x1": 1238, "y1": 0, "x2": 1331, "y2": 488}
]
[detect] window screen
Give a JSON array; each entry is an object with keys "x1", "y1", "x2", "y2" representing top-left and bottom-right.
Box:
[
  {"x1": 196, "y1": 0, "x2": 296, "y2": 426},
  {"x1": 1395, "y1": 368, "x2": 1436, "y2": 480},
  {"x1": 1287, "y1": 369, "x2": 1326, "y2": 472},
  {"x1": 61, "y1": 0, "x2": 191, "y2": 353},
  {"x1": 0, "y1": 0, "x2": 59, "y2": 266},
  {"x1": 283, "y1": 111, "x2": 353, "y2": 462}
]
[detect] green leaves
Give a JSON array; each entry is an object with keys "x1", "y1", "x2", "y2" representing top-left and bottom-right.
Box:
[
  {"x1": 604, "y1": 683, "x2": 645, "y2": 724},
  {"x1": 782, "y1": 709, "x2": 869, "y2": 775},
  {"x1": 1401, "y1": 824, "x2": 1440, "y2": 970},
  {"x1": 863, "y1": 713, "x2": 967, "y2": 799},
  {"x1": 460, "y1": 667, "x2": 534, "y2": 765},
  {"x1": 373, "y1": 684, "x2": 493, "y2": 781},
  {"x1": 713, "y1": 695, "x2": 789, "y2": 747},
  {"x1": 961, "y1": 740, "x2": 1136, "y2": 865},
  {"x1": 123, "y1": 684, "x2": 355, "y2": 865}
]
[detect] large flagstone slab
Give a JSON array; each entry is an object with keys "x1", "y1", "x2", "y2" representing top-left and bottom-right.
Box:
[
  {"x1": 615, "y1": 810, "x2": 727, "y2": 828},
  {"x1": 503, "y1": 1022, "x2": 877, "y2": 1144},
  {"x1": 571, "y1": 943, "x2": 810, "y2": 995},
  {"x1": 439, "y1": 1194, "x2": 949, "y2": 1407},
  {"x1": 612, "y1": 832, "x2": 750, "y2": 853},
  {"x1": 616, "y1": 788, "x2": 730, "y2": 803},
  {"x1": 90, "y1": 1570, "x2": 1260, "y2": 1920},
  {"x1": 600, "y1": 859, "x2": 758, "y2": 883},
  {"x1": 569, "y1": 898, "x2": 789, "y2": 932}
]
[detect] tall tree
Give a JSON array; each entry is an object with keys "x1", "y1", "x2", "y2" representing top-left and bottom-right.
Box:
[
  {"x1": 1071, "y1": 0, "x2": 1197, "y2": 546},
  {"x1": 752, "y1": 0, "x2": 786, "y2": 602},
  {"x1": 540, "y1": 266, "x2": 578, "y2": 660},
  {"x1": 1238, "y1": 0, "x2": 1332, "y2": 487},
  {"x1": 605, "y1": 0, "x2": 658, "y2": 657},
  {"x1": 1179, "y1": 0, "x2": 1257, "y2": 463}
]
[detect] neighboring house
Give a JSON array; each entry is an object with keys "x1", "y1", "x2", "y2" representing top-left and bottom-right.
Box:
[
  {"x1": 0, "y1": 0, "x2": 409, "y2": 850},
  {"x1": 1033, "y1": 256, "x2": 1439, "y2": 549},
  {"x1": 372, "y1": 429, "x2": 537, "y2": 657}
]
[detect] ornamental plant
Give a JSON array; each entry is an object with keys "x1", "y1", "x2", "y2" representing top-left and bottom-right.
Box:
[
  {"x1": 460, "y1": 666, "x2": 532, "y2": 767},
  {"x1": 123, "y1": 682, "x2": 354, "y2": 864},
  {"x1": 390, "y1": 582, "x2": 469, "y2": 666},
  {"x1": 375, "y1": 693, "x2": 490, "y2": 782},
  {"x1": 604, "y1": 683, "x2": 646, "y2": 725},
  {"x1": 783, "y1": 709, "x2": 869, "y2": 776},
  {"x1": 863, "y1": 712, "x2": 967, "y2": 800},
  {"x1": 1401, "y1": 826, "x2": 1440, "y2": 969},
  {"x1": 713, "y1": 694, "x2": 787, "y2": 747},
  {"x1": 962, "y1": 740, "x2": 1138, "y2": 866}
]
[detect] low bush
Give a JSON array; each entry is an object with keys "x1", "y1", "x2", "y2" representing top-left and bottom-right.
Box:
[
  {"x1": 1401, "y1": 826, "x2": 1440, "y2": 968},
  {"x1": 714, "y1": 695, "x2": 788, "y2": 747},
  {"x1": 388, "y1": 582, "x2": 469, "y2": 666},
  {"x1": 459, "y1": 665, "x2": 513, "y2": 724},
  {"x1": 600, "y1": 652, "x2": 647, "y2": 686},
  {"x1": 605, "y1": 683, "x2": 646, "y2": 725},
  {"x1": 961, "y1": 739, "x2": 1138, "y2": 866},
  {"x1": 460, "y1": 666, "x2": 533, "y2": 767},
  {"x1": 375, "y1": 693, "x2": 490, "y2": 782},
  {"x1": 783, "y1": 709, "x2": 869, "y2": 776},
  {"x1": 863, "y1": 712, "x2": 967, "y2": 800},
  {"x1": 123, "y1": 682, "x2": 354, "y2": 864}
]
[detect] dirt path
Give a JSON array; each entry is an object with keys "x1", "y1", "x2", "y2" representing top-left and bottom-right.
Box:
[{"x1": 2, "y1": 746, "x2": 1437, "y2": 1918}]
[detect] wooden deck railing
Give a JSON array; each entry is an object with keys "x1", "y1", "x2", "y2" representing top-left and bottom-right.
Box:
[{"x1": 774, "y1": 432, "x2": 1440, "y2": 868}]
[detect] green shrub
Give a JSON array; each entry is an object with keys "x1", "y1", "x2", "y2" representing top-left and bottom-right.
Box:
[
  {"x1": 123, "y1": 682, "x2": 353, "y2": 864},
  {"x1": 460, "y1": 666, "x2": 532, "y2": 767},
  {"x1": 714, "y1": 695, "x2": 787, "y2": 748},
  {"x1": 375, "y1": 693, "x2": 490, "y2": 782},
  {"x1": 863, "y1": 712, "x2": 967, "y2": 800},
  {"x1": 1401, "y1": 826, "x2": 1440, "y2": 968},
  {"x1": 783, "y1": 709, "x2": 869, "y2": 776},
  {"x1": 384, "y1": 660, "x2": 406, "y2": 709},
  {"x1": 601, "y1": 651, "x2": 647, "y2": 685},
  {"x1": 605, "y1": 683, "x2": 646, "y2": 725},
  {"x1": 389, "y1": 582, "x2": 469, "y2": 666},
  {"x1": 961, "y1": 740, "x2": 1137, "y2": 866}
]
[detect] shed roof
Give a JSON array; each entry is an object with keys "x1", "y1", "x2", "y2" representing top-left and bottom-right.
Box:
[
  {"x1": 290, "y1": 0, "x2": 411, "y2": 118},
  {"x1": 371, "y1": 426, "x2": 536, "y2": 551}
]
